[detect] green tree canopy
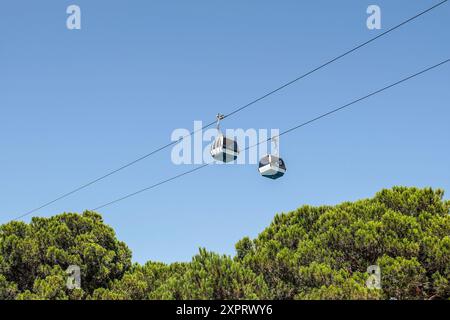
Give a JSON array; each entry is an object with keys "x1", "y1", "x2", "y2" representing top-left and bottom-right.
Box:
[
  {"x1": 0, "y1": 211, "x2": 131, "y2": 299},
  {"x1": 1, "y1": 187, "x2": 449, "y2": 300},
  {"x1": 235, "y1": 187, "x2": 450, "y2": 299}
]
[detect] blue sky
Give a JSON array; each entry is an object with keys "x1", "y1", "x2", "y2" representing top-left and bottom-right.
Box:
[{"x1": 1, "y1": 1, "x2": 449, "y2": 264}]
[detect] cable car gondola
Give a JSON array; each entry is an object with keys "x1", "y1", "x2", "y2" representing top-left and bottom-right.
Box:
[
  {"x1": 258, "y1": 136, "x2": 286, "y2": 179},
  {"x1": 210, "y1": 114, "x2": 240, "y2": 163}
]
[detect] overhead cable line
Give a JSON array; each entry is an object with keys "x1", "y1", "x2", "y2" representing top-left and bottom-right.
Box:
[
  {"x1": 17, "y1": 0, "x2": 449, "y2": 219},
  {"x1": 90, "y1": 59, "x2": 449, "y2": 212}
]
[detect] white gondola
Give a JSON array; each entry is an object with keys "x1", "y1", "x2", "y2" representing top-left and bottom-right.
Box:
[
  {"x1": 210, "y1": 114, "x2": 239, "y2": 163},
  {"x1": 258, "y1": 136, "x2": 286, "y2": 179}
]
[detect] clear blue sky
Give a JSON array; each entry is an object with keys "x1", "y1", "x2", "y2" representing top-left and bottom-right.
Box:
[{"x1": 1, "y1": 0, "x2": 449, "y2": 264}]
